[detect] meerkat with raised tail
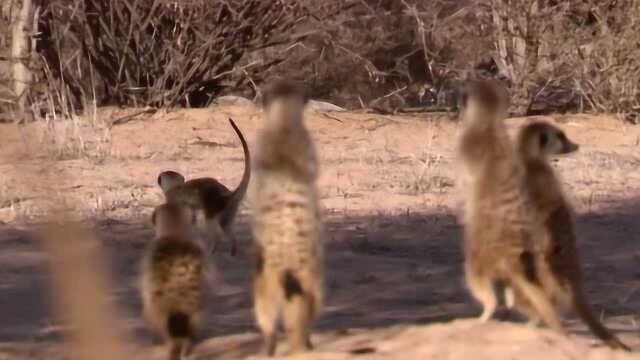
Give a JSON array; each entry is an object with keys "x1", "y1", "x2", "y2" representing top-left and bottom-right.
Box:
[
  {"x1": 250, "y1": 80, "x2": 324, "y2": 356},
  {"x1": 141, "y1": 203, "x2": 210, "y2": 360},
  {"x1": 457, "y1": 80, "x2": 564, "y2": 332},
  {"x1": 507, "y1": 121, "x2": 630, "y2": 351},
  {"x1": 158, "y1": 118, "x2": 250, "y2": 256}
]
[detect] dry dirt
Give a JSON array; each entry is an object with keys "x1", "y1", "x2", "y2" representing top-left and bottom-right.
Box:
[{"x1": 0, "y1": 104, "x2": 638, "y2": 359}]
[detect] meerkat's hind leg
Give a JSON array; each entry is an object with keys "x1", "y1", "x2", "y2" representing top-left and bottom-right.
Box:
[
  {"x1": 254, "y1": 272, "x2": 281, "y2": 356},
  {"x1": 168, "y1": 337, "x2": 192, "y2": 360},
  {"x1": 284, "y1": 294, "x2": 314, "y2": 353},
  {"x1": 509, "y1": 272, "x2": 565, "y2": 334},
  {"x1": 506, "y1": 291, "x2": 543, "y2": 326},
  {"x1": 169, "y1": 340, "x2": 183, "y2": 360},
  {"x1": 465, "y1": 266, "x2": 499, "y2": 322},
  {"x1": 503, "y1": 285, "x2": 515, "y2": 309},
  {"x1": 181, "y1": 338, "x2": 195, "y2": 359}
]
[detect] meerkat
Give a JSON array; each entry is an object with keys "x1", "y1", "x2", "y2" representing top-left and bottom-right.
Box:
[
  {"x1": 505, "y1": 121, "x2": 630, "y2": 351},
  {"x1": 158, "y1": 117, "x2": 250, "y2": 256},
  {"x1": 40, "y1": 223, "x2": 132, "y2": 360},
  {"x1": 141, "y1": 203, "x2": 210, "y2": 360},
  {"x1": 250, "y1": 80, "x2": 324, "y2": 356},
  {"x1": 457, "y1": 80, "x2": 564, "y2": 332}
]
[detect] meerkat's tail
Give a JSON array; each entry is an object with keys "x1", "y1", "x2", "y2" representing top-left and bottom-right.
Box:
[
  {"x1": 221, "y1": 118, "x2": 251, "y2": 225},
  {"x1": 167, "y1": 311, "x2": 194, "y2": 360},
  {"x1": 571, "y1": 289, "x2": 630, "y2": 351},
  {"x1": 218, "y1": 118, "x2": 251, "y2": 256}
]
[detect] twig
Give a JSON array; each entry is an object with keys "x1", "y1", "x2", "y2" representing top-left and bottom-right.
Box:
[
  {"x1": 321, "y1": 112, "x2": 344, "y2": 123},
  {"x1": 369, "y1": 86, "x2": 408, "y2": 105},
  {"x1": 401, "y1": 0, "x2": 435, "y2": 86},
  {"x1": 110, "y1": 107, "x2": 157, "y2": 126},
  {"x1": 397, "y1": 106, "x2": 455, "y2": 113}
]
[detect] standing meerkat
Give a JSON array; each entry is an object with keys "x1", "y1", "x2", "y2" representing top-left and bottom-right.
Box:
[
  {"x1": 158, "y1": 118, "x2": 250, "y2": 256},
  {"x1": 457, "y1": 80, "x2": 563, "y2": 332},
  {"x1": 141, "y1": 203, "x2": 210, "y2": 360},
  {"x1": 250, "y1": 80, "x2": 324, "y2": 356},
  {"x1": 40, "y1": 223, "x2": 133, "y2": 360},
  {"x1": 508, "y1": 121, "x2": 630, "y2": 351}
]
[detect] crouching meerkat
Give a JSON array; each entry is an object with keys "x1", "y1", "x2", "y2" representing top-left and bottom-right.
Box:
[
  {"x1": 508, "y1": 121, "x2": 630, "y2": 351},
  {"x1": 158, "y1": 118, "x2": 251, "y2": 256},
  {"x1": 457, "y1": 80, "x2": 564, "y2": 332},
  {"x1": 141, "y1": 203, "x2": 210, "y2": 360},
  {"x1": 250, "y1": 80, "x2": 324, "y2": 356}
]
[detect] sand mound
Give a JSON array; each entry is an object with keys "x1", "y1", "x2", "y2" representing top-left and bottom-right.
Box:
[{"x1": 232, "y1": 320, "x2": 633, "y2": 359}]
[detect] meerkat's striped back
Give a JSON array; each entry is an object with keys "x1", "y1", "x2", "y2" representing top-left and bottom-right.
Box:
[
  {"x1": 143, "y1": 237, "x2": 206, "y2": 320},
  {"x1": 141, "y1": 203, "x2": 209, "y2": 360}
]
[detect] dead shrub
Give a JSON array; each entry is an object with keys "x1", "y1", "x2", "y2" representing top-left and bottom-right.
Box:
[
  {"x1": 257, "y1": 0, "x2": 488, "y2": 109},
  {"x1": 1, "y1": 0, "x2": 636, "y2": 121},
  {"x1": 484, "y1": 0, "x2": 640, "y2": 118},
  {"x1": 568, "y1": 0, "x2": 640, "y2": 122},
  {"x1": 37, "y1": 0, "x2": 307, "y2": 110}
]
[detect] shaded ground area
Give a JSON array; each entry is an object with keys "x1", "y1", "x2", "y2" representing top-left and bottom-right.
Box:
[{"x1": 0, "y1": 201, "x2": 638, "y2": 358}]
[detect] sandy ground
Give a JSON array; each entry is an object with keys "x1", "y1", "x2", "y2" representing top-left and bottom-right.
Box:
[{"x1": 0, "y1": 104, "x2": 638, "y2": 359}]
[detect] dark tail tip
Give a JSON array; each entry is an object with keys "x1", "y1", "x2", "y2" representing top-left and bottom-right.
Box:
[
  {"x1": 283, "y1": 271, "x2": 304, "y2": 300},
  {"x1": 167, "y1": 312, "x2": 191, "y2": 339},
  {"x1": 607, "y1": 338, "x2": 631, "y2": 352},
  {"x1": 349, "y1": 347, "x2": 377, "y2": 355}
]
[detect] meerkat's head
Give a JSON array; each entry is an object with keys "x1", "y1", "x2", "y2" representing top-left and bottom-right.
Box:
[
  {"x1": 459, "y1": 80, "x2": 509, "y2": 122},
  {"x1": 151, "y1": 203, "x2": 196, "y2": 238},
  {"x1": 157, "y1": 170, "x2": 185, "y2": 195},
  {"x1": 261, "y1": 80, "x2": 309, "y2": 125},
  {"x1": 518, "y1": 122, "x2": 579, "y2": 159}
]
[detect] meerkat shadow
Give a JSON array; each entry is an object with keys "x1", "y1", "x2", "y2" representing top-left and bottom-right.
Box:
[{"x1": 0, "y1": 199, "x2": 638, "y2": 353}]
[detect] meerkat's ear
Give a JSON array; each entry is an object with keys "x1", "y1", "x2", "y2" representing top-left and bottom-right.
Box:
[{"x1": 157, "y1": 171, "x2": 185, "y2": 194}]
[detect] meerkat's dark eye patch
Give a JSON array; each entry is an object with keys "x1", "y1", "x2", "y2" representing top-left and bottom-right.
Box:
[{"x1": 540, "y1": 132, "x2": 549, "y2": 147}]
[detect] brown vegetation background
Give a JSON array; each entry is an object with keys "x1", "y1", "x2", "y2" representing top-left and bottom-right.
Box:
[{"x1": 1, "y1": 0, "x2": 639, "y2": 122}]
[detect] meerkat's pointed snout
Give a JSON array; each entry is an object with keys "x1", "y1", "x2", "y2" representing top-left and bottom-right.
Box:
[
  {"x1": 520, "y1": 122, "x2": 580, "y2": 158},
  {"x1": 563, "y1": 140, "x2": 579, "y2": 154}
]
